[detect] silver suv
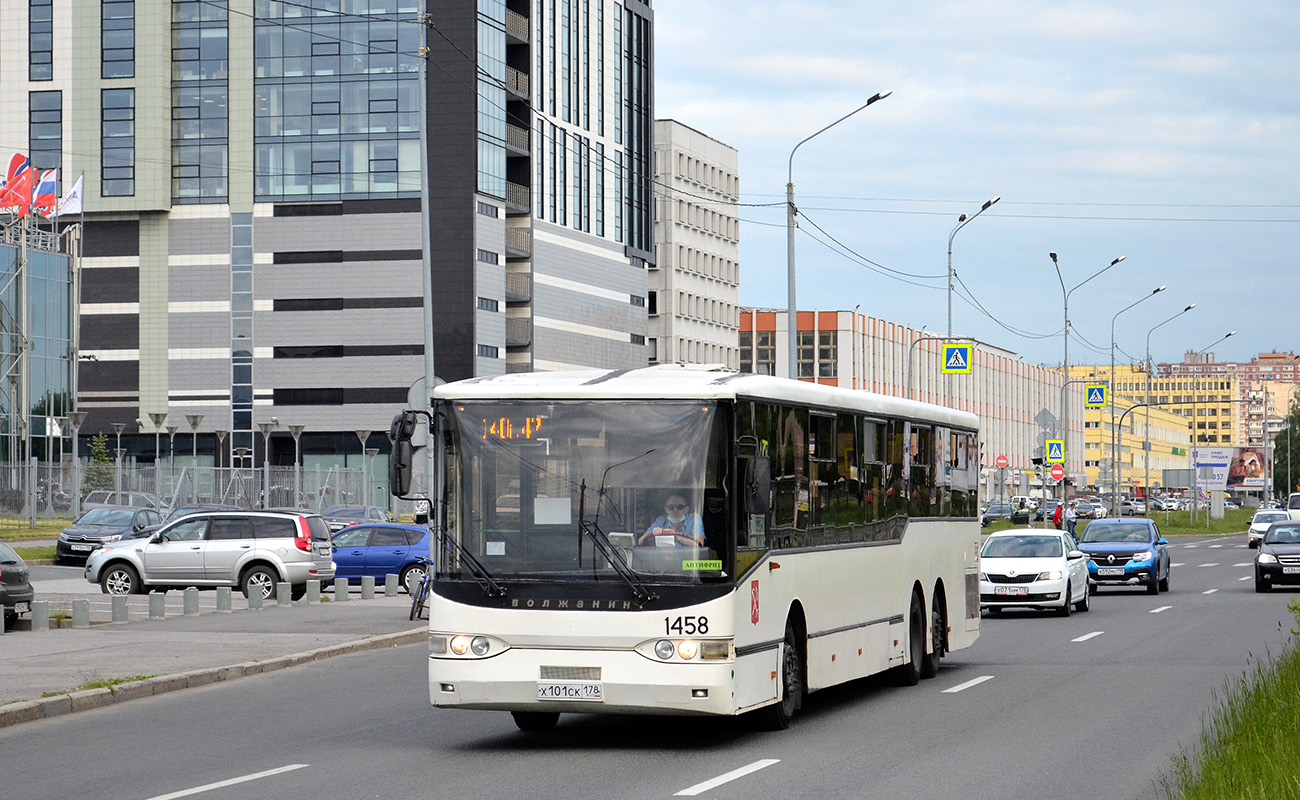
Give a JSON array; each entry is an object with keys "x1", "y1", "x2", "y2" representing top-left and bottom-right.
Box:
[{"x1": 84, "y1": 510, "x2": 335, "y2": 600}]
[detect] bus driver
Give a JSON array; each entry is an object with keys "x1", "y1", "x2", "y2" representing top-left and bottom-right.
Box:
[{"x1": 638, "y1": 492, "x2": 706, "y2": 547}]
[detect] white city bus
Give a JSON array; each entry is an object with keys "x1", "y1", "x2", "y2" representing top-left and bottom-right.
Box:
[{"x1": 397, "y1": 364, "x2": 981, "y2": 731}]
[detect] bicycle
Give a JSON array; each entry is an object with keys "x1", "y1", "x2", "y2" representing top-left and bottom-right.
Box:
[{"x1": 409, "y1": 556, "x2": 433, "y2": 621}]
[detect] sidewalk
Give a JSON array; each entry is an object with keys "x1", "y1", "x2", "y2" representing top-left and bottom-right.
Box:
[{"x1": 0, "y1": 591, "x2": 426, "y2": 728}]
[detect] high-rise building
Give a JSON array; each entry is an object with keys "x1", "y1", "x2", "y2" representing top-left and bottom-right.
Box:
[
  {"x1": 650, "y1": 119, "x2": 739, "y2": 368},
  {"x1": 0, "y1": 0, "x2": 655, "y2": 475}
]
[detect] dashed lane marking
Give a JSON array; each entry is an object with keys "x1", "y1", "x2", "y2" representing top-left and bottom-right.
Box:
[
  {"x1": 1150, "y1": 606, "x2": 1172, "y2": 614},
  {"x1": 942, "y1": 675, "x2": 995, "y2": 694},
  {"x1": 675, "y1": 760, "x2": 781, "y2": 796},
  {"x1": 1072, "y1": 631, "x2": 1105, "y2": 642}
]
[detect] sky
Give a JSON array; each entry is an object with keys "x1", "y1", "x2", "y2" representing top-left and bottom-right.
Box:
[{"x1": 651, "y1": 0, "x2": 1300, "y2": 369}]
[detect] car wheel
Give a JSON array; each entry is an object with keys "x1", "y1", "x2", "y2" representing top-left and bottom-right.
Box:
[
  {"x1": 758, "y1": 616, "x2": 804, "y2": 729},
  {"x1": 241, "y1": 565, "x2": 278, "y2": 600},
  {"x1": 1075, "y1": 579, "x2": 1090, "y2": 612},
  {"x1": 1056, "y1": 587, "x2": 1072, "y2": 617},
  {"x1": 399, "y1": 563, "x2": 427, "y2": 595},
  {"x1": 512, "y1": 711, "x2": 559, "y2": 732},
  {"x1": 100, "y1": 563, "x2": 141, "y2": 595},
  {"x1": 920, "y1": 595, "x2": 944, "y2": 679},
  {"x1": 290, "y1": 584, "x2": 307, "y2": 601},
  {"x1": 1146, "y1": 573, "x2": 1160, "y2": 594},
  {"x1": 1158, "y1": 566, "x2": 1170, "y2": 593},
  {"x1": 1255, "y1": 572, "x2": 1270, "y2": 593},
  {"x1": 4, "y1": 610, "x2": 17, "y2": 629},
  {"x1": 1248, "y1": 540, "x2": 1257, "y2": 549}
]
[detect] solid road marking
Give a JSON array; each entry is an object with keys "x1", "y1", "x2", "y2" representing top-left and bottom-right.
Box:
[
  {"x1": 675, "y1": 760, "x2": 781, "y2": 796},
  {"x1": 1072, "y1": 631, "x2": 1105, "y2": 642},
  {"x1": 145, "y1": 765, "x2": 309, "y2": 800},
  {"x1": 1210, "y1": 544, "x2": 1223, "y2": 548},
  {"x1": 942, "y1": 675, "x2": 995, "y2": 694},
  {"x1": 1150, "y1": 606, "x2": 1172, "y2": 614},
  {"x1": 1203, "y1": 589, "x2": 1219, "y2": 595}
]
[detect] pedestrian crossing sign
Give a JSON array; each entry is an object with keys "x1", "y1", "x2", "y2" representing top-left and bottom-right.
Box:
[
  {"x1": 941, "y1": 343, "x2": 972, "y2": 374},
  {"x1": 1085, "y1": 383, "x2": 1108, "y2": 408},
  {"x1": 1046, "y1": 439, "x2": 1065, "y2": 464}
]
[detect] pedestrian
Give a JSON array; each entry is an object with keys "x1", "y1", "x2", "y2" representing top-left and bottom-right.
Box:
[
  {"x1": 1052, "y1": 501, "x2": 1063, "y2": 530},
  {"x1": 1065, "y1": 501, "x2": 1078, "y2": 537}
]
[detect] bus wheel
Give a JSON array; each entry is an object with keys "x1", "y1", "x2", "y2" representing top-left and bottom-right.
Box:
[
  {"x1": 892, "y1": 592, "x2": 924, "y2": 687},
  {"x1": 512, "y1": 711, "x2": 559, "y2": 732},
  {"x1": 758, "y1": 618, "x2": 803, "y2": 731},
  {"x1": 920, "y1": 595, "x2": 944, "y2": 679}
]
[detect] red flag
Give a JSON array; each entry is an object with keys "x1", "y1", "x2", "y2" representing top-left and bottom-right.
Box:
[{"x1": 0, "y1": 163, "x2": 34, "y2": 214}]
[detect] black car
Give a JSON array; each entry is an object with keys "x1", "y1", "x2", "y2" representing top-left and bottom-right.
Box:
[
  {"x1": 321, "y1": 505, "x2": 394, "y2": 533},
  {"x1": 55, "y1": 506, "x2": 165, "y2": 564},
  {"x1": 981, "y1": 502, "x2": 1029, "y2": 527},
  {"x1": 165, "y1": 503, "x2": 242, "y2": 522},
  {"x1": 1, "y1": 541, "x2": 34, "y2": 629},
  {"x1": 1035, "y1": 499, "x2": 1061, "y2": 523},
  {"x1": 1254, "y1": 521, "x2": 1300, "y2": 592}
]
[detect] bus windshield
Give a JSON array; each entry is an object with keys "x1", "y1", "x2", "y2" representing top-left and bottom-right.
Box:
[{"x1": 446, "y1": 400, "x2": 728, "y2": 585}]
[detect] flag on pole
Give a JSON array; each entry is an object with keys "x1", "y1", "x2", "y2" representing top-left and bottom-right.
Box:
[
  {"x1": 32, "y1": 169, "x2": 58, "y2": 213},
  {"x1": 2, "y1": 153, "x2": 29, "y2": 188},
  {"x1": 0, "y1": 157, "x2": 35, "y2": 215},
  {"x1": 48, "y1": 174, "x2": 83, "y2": 218}
]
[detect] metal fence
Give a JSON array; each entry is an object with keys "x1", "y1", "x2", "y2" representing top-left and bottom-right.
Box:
[{"x1": 0, "y1": 460, "x2": 415, "y2": 534}]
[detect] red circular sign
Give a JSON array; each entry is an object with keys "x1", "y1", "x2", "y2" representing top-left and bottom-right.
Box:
[
  {"x1": 995, "y1": 455, "x2": 1009, "y2": 468},
  {"x1": 1050, "y1": 464, "x2": 1065, "y2": 481}
]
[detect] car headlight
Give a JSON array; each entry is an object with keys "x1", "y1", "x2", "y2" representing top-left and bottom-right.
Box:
[
  {"x1": 1257, "y1": 553, "x2": 1278, "y2": 564},
  {"x1": 1037, "y1": 570, "x2": 1063, "y2": 581},
  {"x1": 103, "y1": 535, "x2": 121, "y2": 543},
  {"x1": 1130, "y1": 550, "x2": 1153, "y2": 562}
]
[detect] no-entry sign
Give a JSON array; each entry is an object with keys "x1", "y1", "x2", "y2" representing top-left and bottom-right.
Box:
[
  {"x1": 1050, "y1": 464, "x2": 1065, "y2": 481},
  {"x1": 995, "y1": 455, "x2": 1009, "y2": 468}
]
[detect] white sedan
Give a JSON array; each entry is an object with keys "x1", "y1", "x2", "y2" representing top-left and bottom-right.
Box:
[
  {"x1": 980, "y1": 529, "x2": 1091, "y2": 615},
  {"x1": 1248, "y1": 510, "x2": 1289, "y2": 548}
]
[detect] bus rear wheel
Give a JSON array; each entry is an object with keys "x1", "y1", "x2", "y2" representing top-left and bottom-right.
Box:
[
  {"x1": 758, "y1": 618, "x2": 803, "y2": 730},
  {"x1": 920, "y1": 595, "x2": 944, "y2": 679},
  {"x1": 891, "y1": 591, "x2": 925, "y2": 687},
  {"x1": 512, "y1": 711, "x2": 559, "y2": 731}
]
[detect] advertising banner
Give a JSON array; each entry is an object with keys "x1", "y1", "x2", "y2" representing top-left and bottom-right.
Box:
[{"x1": 1194, "y1": 447, "x2": 1270, "y2": 490}]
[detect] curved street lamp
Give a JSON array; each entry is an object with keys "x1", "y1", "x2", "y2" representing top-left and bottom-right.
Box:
[
  {"x1": 1109, "y1": 285, "x2": 1166, "y2": 513},
  {"x1": 1189, "y1": 331, "x2": 1236, "y2": 522},
  {"x1": 786, "y1": 90, "x2": 891, "y2": 380},
  {"x1": 1143, "y1": 303, "x2": 1196, "y2": 502},
  {"x1": 947, "y1": 196, "x2": 1000, "y2": 338}
]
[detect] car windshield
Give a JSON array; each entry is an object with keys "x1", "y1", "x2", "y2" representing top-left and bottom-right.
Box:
[
  {"x1": 76, "y1": 508, "x2": 134, "y2": 527},
  {"x1": 1264, "y1": 525, "x2": 1300, "y2": 544},
  {"x1": 324, "y1": 506, "x2": 368, "y2": 519},
  {"x1": 1254, "y1": 512, "x2": 1287, "y2": 524},
  {"x1": 982, "y1": 535, "x2": 1063, "y2": 558},
  {"x1": 1080, "y1": 523, "x2": 1152, "y2": 543}
]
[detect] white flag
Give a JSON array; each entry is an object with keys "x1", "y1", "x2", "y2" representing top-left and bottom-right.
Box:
[{"x1": 49, "y1": 174, "x2": 82, "y2": 217}]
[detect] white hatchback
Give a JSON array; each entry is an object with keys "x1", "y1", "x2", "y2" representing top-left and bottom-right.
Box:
[{"x1": 980, "y1": 528, "x2": 1091, "y2": 615}]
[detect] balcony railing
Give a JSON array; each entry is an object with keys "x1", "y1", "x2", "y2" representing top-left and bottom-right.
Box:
[
  {"x1": 506, "y1": 9, "x2": 529, "y2": 41},
  {"x1": 505, "y1": 227, "x2": 532, "y2": 256},
  {"x1": 505, "y1": 271, "x2": 531, "y2": 301},
  {"x1": 506, "y1": 123, "x2": 529, "y2": 153},
  {"x1": 506, "y1": 181, "x2": 530, "y2": 211},
  {"x1": 506, "y1": 67, "x2": 529, "y2": 97},
  {"x1": 506, "y1": 317, "x2": 532, "y2": 346}
]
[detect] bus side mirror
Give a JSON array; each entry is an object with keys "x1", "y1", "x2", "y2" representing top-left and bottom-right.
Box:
[
  {"x1": 391, "y1": 410, "x2": 418, "y2": 443},
  {"x1": 390, "y1": 439, "x2": 413, "y2": 496},
  {"x1": 742, "y1": 456, "x2": 771, "y2": 515}
]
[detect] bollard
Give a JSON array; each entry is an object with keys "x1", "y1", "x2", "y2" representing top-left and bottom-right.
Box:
[
  {"x1": 361, "y1": 575, "x2": 375, "y2": 599},
  {"x1": 72, "y1": 599, "x2": 91, "y2": 628},
  {"x1": 149, "y1": 592, "x2": 166, "y2": 619},
  {"x1": 183, "y1": 587, "x2": 200, "y2": 616},
  {"x1": 384, "y1": 574, "x2": 399, "y2": 596},
  {"x1": 216, "y1": 586, "x2": 232, "y2": 613},
  {"x1": 248, "y1": 588, "x2": 263, "y2": 610},
  {"x1": 306, "y1": 579, "x2": 321, "y2": 603},
  {"x1": 112, "y1": 595, "x2": 129, "y2": 623},
  {"x1": 335, "y1": 577, "x2": 349, "y2": 600},
  {"x1": 32, "y1": 600, "x2": 49, "y2": 631},
  {"x1": 276, "y1": 582, "x2": 291, "y2": 606}
]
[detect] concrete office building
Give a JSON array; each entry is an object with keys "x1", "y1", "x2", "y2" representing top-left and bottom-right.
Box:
[
  {"x1": 650, "y1": 119, "x2": 739, "y2": 368},
  {"x1": 739, "y1": 308, "x2": 1084, "y2": 498},
  {"x1": 0, "y1": 0, "x2": 655, "y2": 470}
]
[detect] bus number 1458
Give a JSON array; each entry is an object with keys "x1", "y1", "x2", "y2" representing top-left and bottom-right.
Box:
[{"x1": 666, "y1": 616, "x2": 708, "y2": 636}]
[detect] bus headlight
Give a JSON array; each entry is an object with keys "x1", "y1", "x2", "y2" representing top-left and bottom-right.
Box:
[
  {"x1": 655, "y1": 640, "x2": 676, "y2": 660},
  {"x1": 450, "y1": 635, "x2": 472, "y2": 655},
  {"x1": 676, "y1": 639, "x2": 698, "y2": 660},
  {"x1": 470, "y1": 636, "x2": 491, "y2": 656},
  {"x1": 438, "y1": 633, "x2": 507, "y2": 658}
]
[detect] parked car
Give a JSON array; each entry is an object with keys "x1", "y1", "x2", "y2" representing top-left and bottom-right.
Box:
[
  {"x1": 979, "y1": 528, "x2": 1090, "y2": 615},
  {"x1": 1, "y1": 541, "x2": 34, "y2": 629},
  {"x1": 321, "y1": 505, "x2": 394, "y2": 532},
  {"x1": 82, "y1": 490, "x2": 161, "y2": 510},
  {"x1": 165, "y1": 504, "x2": 242, "y2": 522},
  {"x1": 329, "y1": 523, "x2": 430, "y2": 594},
  {"x1": 1035, "y1": 498, "x2": 1061, "y2": 523},
  {"x1": 1249, "y1": 510, "x2": 1289, "y2": 548},
  {"x1": 84, "y1": 509, "x2": 335, "y2": 600},
  {"x1": 1120, "y1": 499, "x2": 1147, "y2": 516},
  {"x1": 1076, "y1": 501, "x2": 1107, "y2": 520},
  {"x1": 981, "y1": 501, "x2": 1025, "y2": 527},
  {"x1": 1254, "y1": 520, "x2": 1300, "y2": 592},
  {"x1": 1076, "y1": 517, "x2": 1170, "y2": 594},
  {"x1": 56, "y1": 506, "x2": 165, "y2": 564},
  {"x1": 1151, "y1": 496, "x2": 1179, "y2": 512}
]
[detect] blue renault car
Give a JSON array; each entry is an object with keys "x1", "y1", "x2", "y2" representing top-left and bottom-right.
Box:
[
  {"x1": 1076, "y1": 517, "x2": 1170, "y2": 595},
  {"x1": 329, "y1": 523, "x2": 430, "y2": 594}
]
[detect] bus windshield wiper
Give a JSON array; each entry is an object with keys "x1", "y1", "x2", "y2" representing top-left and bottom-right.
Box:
[
  {"x1": 439, "y1": 530, "x2": 507, "y2": 598},
  {"x1": 578, "y1": 478, "x2": 658, "y2": 607}
]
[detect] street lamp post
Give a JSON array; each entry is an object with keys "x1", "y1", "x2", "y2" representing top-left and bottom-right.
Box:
[
  {"x1": 257, "y1": 418, "x2": 280, "y2": 508},
  {"x1": 355, "y1": 429, "x2": 371, "y2": 506},
  {"x1": 366, "y1": 447, "x2": 379, "y2": 508},
  {"x1": 1143, "y1": 304, "x2": 1196, "y2": 507},
  {"x1": 289, "y1": 425, "x2": 305, "y2": 510},
  {"x1": 214, "y1": 429, "x2": 228, "y2": 470},
  {"x1": 186, "y1": 414, "x2": 204, "y2": 503},
  {"x1": 947, "y1": 197, "x2": 1000, "y2": 339},
  {"x1": 1050, "y1": 253, "x2": 1126, "y2": 506},
  {"x1": 68, "y1": 411, "x2": 87, "y2": 518},
  {"x1": 1189, "y1": 331, "x2": 1236, "y2": 522},
  {"x1": 147, "y1": 413, "x2": 167, "y2": 503},
  {"x1": 111, "y1": 422, "x2": 125, "y2": 497},
  {"x1": 786, "y1": 90, "x2": 891, "y2": 380},
  {"x1": 1109, "y1": 285, "x2": 1167, "y2": 514}
]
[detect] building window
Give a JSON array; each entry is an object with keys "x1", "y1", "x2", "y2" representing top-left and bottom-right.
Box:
[
  {"x1": 101, "y1": 88, "x2": 135, "y2": 196},
  {"x1": 647, "y1": 290, "x2": 657, "y2": 316},
  {"x1": 797, "y1": 330, "x2": 815, "y2": 379},
  {"x1": 630, "y1": 333, "x2": 645, "y2": 345},
  {"x1": 477, "y1": 201, "x2": 499, "y2": 217},
  {"x1": 477, "y1": 344, "x2": 499, "y2": 358},
  {"x1": 476, "y1": 249, "x2": 500, "y2": 265},
  {"x1": 29, "y1": 91, "x2": 62, "y2": 171},
  {"x1": 30, "y1": 0, "x2": 53, "y2": 81},
  {"x1": 102, "y1": 0, "x2": 135, "y2": 79},
  {"x1": 476, "y1": 296, "x2": 499, "y2": 312},
  {"x1": 818, "y1": 331, "x2": 837, "y2": 378},
  {"x1": 630, "y1": 294, "x2": 644, "y2": 307}
]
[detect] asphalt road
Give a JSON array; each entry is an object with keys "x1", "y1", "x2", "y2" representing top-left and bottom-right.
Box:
[{"x1": 3, "y1": 533, "x2": 1295, "y2": 800}]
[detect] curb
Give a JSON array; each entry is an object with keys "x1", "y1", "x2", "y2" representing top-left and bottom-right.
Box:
[{"x1": 0, "y1": 627, "x2": 426, "y2": 729}]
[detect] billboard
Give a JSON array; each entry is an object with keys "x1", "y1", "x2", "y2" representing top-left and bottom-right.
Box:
[{"x1": 1193, "y1": 447, "x2": 1270, "y2": 490}]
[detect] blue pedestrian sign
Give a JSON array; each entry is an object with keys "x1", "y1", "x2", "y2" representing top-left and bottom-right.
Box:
[
  {"x1": 941, "y1": 343, "x2": 973, "y2": 374},
  {"x1": 1046, "y1": 439, "x2": 1065, "y2": 464},
  {"x1": 1085, "y1": 382, "x2": 1108, "y2": 408}
]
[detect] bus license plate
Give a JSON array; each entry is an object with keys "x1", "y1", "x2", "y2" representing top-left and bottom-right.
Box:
[
  {"x1": 994, "y1": 586, "x2": 1027, "y2": 596},
  {"x1": 537, "y1": 682, "x2": 603, "y2": 702},
  {"x1": 1098, "y1": 568, "x2": 1125, "y2": 576}
]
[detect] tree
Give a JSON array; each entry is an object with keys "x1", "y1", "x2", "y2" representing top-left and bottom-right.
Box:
[{"x1": 83, "y1": 433, "x2": 115, "y2": 496}]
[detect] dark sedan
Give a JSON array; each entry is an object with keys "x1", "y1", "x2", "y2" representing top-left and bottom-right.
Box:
[
  {"x1": 1254, "y1": 521, "x2": 1300, "y2": 592},
  {"x1": 321, "y1": 504, "x2": 394, "y2": 533},
  {"x1": 1, "y1": 541, "x2": 34, "y2": 629},
  {"x1": 55, "y1": 506, "x2": 165, "y2": 564}
]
